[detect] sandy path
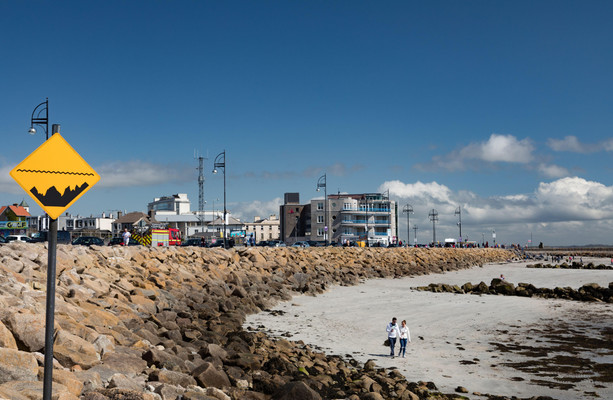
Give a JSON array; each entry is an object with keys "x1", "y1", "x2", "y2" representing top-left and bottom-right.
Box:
[{"x1": 244, "y1": 259, "x2": 613, "y2": 400}]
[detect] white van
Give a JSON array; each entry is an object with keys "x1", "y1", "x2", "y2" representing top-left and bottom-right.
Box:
[{"x1": 6, "y1": 235, "x2": 31, "y2": 243}]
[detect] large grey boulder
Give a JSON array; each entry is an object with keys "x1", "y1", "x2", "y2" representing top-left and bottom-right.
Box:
[
  {"x1": 0, "y1": 348, "x2": 38, "y2": 384},
  {"x1": 192, "y1": 361, "x2": 231, "y2": 389},
  {"x1": 271, "y1": 381, "x2": 322, "y2": 400}
]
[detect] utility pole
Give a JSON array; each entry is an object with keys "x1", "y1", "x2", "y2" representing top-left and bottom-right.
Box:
[
  {"x1": 402, "y1": 204, "x2": 413, "y2": 245},
  {"x1": 429, "y1": 209, "x2": 438, "y2": 245},
  {"x1": 413, "y1": 225, "x2": 418, "y2": 245}
]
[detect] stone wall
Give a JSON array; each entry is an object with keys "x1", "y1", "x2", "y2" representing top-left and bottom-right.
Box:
[{"x1": 0, "y1": 243, "x2": 512, "y2": 400}]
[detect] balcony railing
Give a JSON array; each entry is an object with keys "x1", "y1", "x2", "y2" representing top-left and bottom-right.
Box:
[
  {"x1": 342, "y1": 219, "x2": 390, "y2": 225},
  {"x1": 342, "y1": 207, "x2": 390, "y2": 213}
]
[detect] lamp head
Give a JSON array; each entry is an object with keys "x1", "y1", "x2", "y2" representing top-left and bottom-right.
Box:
[
  {"x1": 316, "y1": 188, "x2": 320, "y2": 192},
  {"x1": 28, "y1": 127, "x2": 36, "y2": 135},
  {"x1": 213, "y1": 169, "x2": 218, "y2": 174}
]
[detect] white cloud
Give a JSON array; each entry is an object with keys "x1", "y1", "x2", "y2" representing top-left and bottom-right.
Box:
[
  {"x1": 479, "y1": 134, "x2": 534, "y2": 163},
  {"x1": 547, "y1": 135, "x2": 613, "y2": 153},
  {"x1": 231, "y1": 197, "x2": 283, "y2": 221},
  {"x1": 380, "y1": 180, "x2": 453, "y2": 204},
  {"x1": 0, "y1": 164, "x2": 23, "y2": 194},
  {"x1": 538, "y1": 163, "x2": 569, "y2": 178},
  {"x1": 95, "y1": 161, "x2": 193, "y2": 188},
  {"x1": 242, "y1": 163, "x2": 364, "y2": 180},
  {"x1": 547, "y1": 136, "x2": 593, "y2": 153},
  {"x1": 382, "y1": 177, "x2": 613, "y2": 245},
  {"x1": 535, "y1": 177, "x2": 613, "y2": 220},
  {"x1": 416, "y1": 133, "x2": 534, "y2": 171}
]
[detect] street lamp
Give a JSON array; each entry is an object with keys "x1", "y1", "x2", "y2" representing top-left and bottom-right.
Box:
[
  {"x1": 29, "y1": 98, "x2": 49, "y2": 139},
  {"x1": 402, "y1": 204, "x2": 413, "y2": 245},
  {"x1": 455, "y1": 206, "x2": 462, "y2": 243},
  {"x1": 316, "y1": 173, "x2": 327, "y2": 245},
  {"x1": 212, "y1": 151, "x2": 226, "y2": 249},
  {"x1": 29, "y1": 98, "x2": 59, "y2": 400},
  {"x1": 413, "y1": 225, "x2": 418, "y2": 246}
]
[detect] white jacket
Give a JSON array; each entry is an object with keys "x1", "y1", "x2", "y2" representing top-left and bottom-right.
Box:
[
  {"x1": 399, "y1": 325, "x2": 411, "y2": 341},
  {"x1": 386, "y1": 323, "x2": 400, "y2": 338}
]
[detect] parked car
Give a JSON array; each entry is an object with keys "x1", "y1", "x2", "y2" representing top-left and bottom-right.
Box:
[
  {"x1": 72, "y1": 236, "x2": 104, "y2": 246},
  {"x1": 256, "y1": 240, "x2": 270, "y2": 247},
  {"x1": 108, "y1": 237, "x2": 123, "y2": 246},
  {"x1": 6, "y1": 235, "x2": 31, "y2": 243},
  {"x1": 267, "y1": 240, "x2": 286, "y2": 247},
  {"x1": 291, "y1": 241, "x2": 310, "y2": 247},
  {"x1": 307, "y1": 240, "x2": 323, "y2": 247},
  {"x1": 181, "y1": 238, "x2": 204, "y2": 247},
  {"x1": 0, "y1": 236, "x2": 7, "y2": 244},
  {"x1": 29, "y1": 231, "x2": 72, "y2": 244},
  {"x1": 208, "y1": 238, "x2": 235, "y2": 248}
]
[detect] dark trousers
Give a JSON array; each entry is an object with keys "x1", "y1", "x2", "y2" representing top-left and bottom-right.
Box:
[{"x1": 388, "y1": 337, "x2": 397, "y2": 355}]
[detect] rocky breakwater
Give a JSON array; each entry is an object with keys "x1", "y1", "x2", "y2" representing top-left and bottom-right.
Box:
[
  {"x1": 527, "y1": 262, "x2": 613, "y2": 270},
  {"x1": 413, "y1": 278, "x2": 613, "y2": 302},
  {"x1": 0, "y1": 242, "x2": 511, "y2": 400}
]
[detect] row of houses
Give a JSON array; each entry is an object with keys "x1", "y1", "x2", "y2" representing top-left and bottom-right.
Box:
[
  {"x1": 2, "y1": 190, "x2": 398, "y2": 246},
  {"x1": 0, "y1": 194, "x2": 281, "y2": 243}
]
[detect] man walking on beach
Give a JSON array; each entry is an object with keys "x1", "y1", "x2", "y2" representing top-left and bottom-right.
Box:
[{"x1": 386, "y1": 317, "x2": 400, "y2": 358}]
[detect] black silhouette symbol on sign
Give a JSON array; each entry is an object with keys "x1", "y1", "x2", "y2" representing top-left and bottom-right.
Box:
[{"x1": 30, "y1": 183, "x2": 89, "y2": 207}]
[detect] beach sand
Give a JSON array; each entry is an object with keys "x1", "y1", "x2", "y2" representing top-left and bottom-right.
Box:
[{"x1": 244, "y1": 259, "x2": 613, "y2": 400}]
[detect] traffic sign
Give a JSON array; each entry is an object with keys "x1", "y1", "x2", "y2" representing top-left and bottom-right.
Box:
[{"x1": 10, "y1": 133, "x2": 100, "y2": 219}]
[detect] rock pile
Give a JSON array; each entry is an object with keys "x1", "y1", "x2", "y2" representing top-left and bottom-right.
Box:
[
  {"x1": 0, "y1": 242, "x2": 514, "y2": 399},
  {"x1": 413, "y1": 278, "x2": 613, "y2": 303},
  {"x1": 527, "y1": 262, "x2": 613, "y2": 270}
]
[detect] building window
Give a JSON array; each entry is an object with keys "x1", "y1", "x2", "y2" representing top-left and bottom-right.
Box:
[
  {"x1": 317, "y1": 228, "x2": 324, "y2": 237},
  {"x1": 343, "y1": 203, "x2": 352, "y2": 210},
  {"x1": 317, "y1": 215, "x2": 324, "y2": 223},
  {"x1": 317, "y1": 202, "x2": 323, "y2": 210}
]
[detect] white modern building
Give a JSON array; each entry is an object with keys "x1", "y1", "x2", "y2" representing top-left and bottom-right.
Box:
[{"x1": 148, "y1": 194, "x2": 192, "y2": 216}]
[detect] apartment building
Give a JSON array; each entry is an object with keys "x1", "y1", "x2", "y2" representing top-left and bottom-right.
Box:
[
  {"x1": 282, "y1": 192, "x2": 398, "y2": 246},
  {"x1": 325, "y1": 193, "x2": 397, "y2": 246}
]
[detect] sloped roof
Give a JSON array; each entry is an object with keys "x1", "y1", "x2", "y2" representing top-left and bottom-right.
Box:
[
  {"x1": 114, "y1": 212, "x2": 157, "y2": 224},
  {"x1": 156, "y1": 214, "x2": 200, "y2": 223},
  {"x1": 209, "y1": 216, "x2": 243, "y2": 225},
  {"x1": 0, "y1": 205, "x2": 31, "y2": 218}
]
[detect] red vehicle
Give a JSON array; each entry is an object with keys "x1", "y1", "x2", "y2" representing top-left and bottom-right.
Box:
[{"x1": 150, "y1": 228, "x2": 182, "y2": 247}]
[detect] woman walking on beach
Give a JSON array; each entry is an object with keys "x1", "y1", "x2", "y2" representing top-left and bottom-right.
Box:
[{"x1": 399, "y1": 320, "x2": 411, "y2": 358}]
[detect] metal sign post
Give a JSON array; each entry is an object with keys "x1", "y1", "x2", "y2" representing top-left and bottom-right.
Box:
[
  {"x1": 42, "y1": 217, "x2": 57, "y2": 399},
  {"x1": 11, "y1": 107, "x2": 99, "y2": 399}
]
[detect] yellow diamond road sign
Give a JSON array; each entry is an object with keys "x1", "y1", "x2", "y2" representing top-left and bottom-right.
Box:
[{"x1": 10, "y1": 133, "x2": 100, "y2": 220}]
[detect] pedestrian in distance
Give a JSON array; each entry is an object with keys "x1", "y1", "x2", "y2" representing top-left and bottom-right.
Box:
[
  {"x1": 386, "y1": 317, "x2": 400, "y2": 358},
  {"x1": 399, "y1": 320, "x2": 411, "y2": 357},
  {"x1": 122, "y1": 228, "x2": 131, "y2": 246}
]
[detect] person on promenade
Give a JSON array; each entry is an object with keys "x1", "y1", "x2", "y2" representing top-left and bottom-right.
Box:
[
  {"x1": 122, "y1": 228, "x2": 131, "y2": 246},
  {"x1": 386, "y1": 317, "x2": 400, "y2": 357},
  {"x1": 399, "y1": 320, "x2": 411, "y2": 358}
]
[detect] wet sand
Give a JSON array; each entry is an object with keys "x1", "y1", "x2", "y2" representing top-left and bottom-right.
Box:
[{"x1": 245, "y1": 259, "x2": 613, "y2": 399}]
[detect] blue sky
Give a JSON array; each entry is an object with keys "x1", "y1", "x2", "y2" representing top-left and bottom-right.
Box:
[{"x1": 1, "y1": 1, "x2": 612, "y2": 245}]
